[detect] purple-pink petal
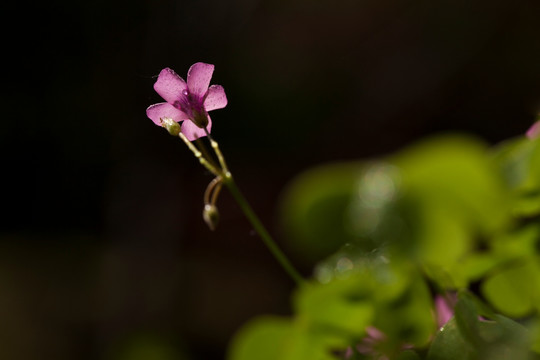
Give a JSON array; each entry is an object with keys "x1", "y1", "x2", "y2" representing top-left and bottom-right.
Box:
[
  {"x1": 181, "y1": 116, "x2": 212, "y2": 141},
  {"x1": 365, "y1": 326, "x2": 386, "y2": 341},
  {"x1": 526, "y1": 121, "x2": 540, "y2": 139},
  {"x1": 146, "y1": 102, "x2": 189, "y2": 126},
  {"x1": 154, "y1": 68, "x2": 188, "y2": 104},
  {"x1": 204, "y1": 85, "x2": 228, "y2": 111},
  {"x1": 435, "y1": 296, "x2": 454, "y2": 328},
  {"x1": 187, "y1": 62, "x2": 214, "y2": 98}
]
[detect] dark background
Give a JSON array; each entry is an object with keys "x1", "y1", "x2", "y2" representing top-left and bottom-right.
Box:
[{"x1": 1, "y1": 0, "x2": 540, "y2": 359}]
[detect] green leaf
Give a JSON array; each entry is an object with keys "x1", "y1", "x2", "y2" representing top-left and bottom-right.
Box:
[
  {"x1": 491, "y1": 136, "x2": 540, "y2": 216},
  {"x1": 373, "y1": 274, "x2": 436, "y2": 348},
  {"x1": 454, "y1": 287, "x2": 534, "y2": 359},
  {"x1": 279, "y1": 162, "x2": 366, "y2": 263},
  {"x1": 296, "y1": 253, "x2": 431, "y2": 349},
  {"x1": 492, "y1": 136, "x2": 540, "y2": 190},
  {"x1": 481, "y1": 258, "x2": 540, "y2": 317},
  {"x1": 391, "y1": 135, "x2": 510, "y2": 236},
  {"x1": 294, "y1": 276, "x2": 375, "y2": 337},
  {"x1": 227, "y1": 316, "x2": 347, "y2": 360},
  {"x1": 531, "y1": 318, "x2": 540, "y2": 354},
  {"x1": 427, "y1": 318, "x2": 475, "y2": 360},
  {"x1": 228, "y1": 317, "x2": 292, "y2": 360},
  {"x1": 313, "y1": 245, "x2": 410, "y2": 301},
  {"x1": 476, "y1": 316, "x2": 531, "y2": 360},
  {"x1": 458, "y1": 293, "x2": 534, "y2": 358},
  {"x1": 428, "y1": 302, "x2": 533, "y2": 360},
  {"x1": 453, "y1": 253, "x2": 499, "y2": 286},
  {"x1": 387, "y1": 135, "x2": 511, "y2": 287},
  {"x1": 491, "y1": 224, "x2": 540, "y2": 260},
  {"x1": 396, "y1": 350, "x2": 422, "y2": 360},
  {"x1": 454, "y1": 292, "x2": 483, "y2": 346},
  {"x1": 412, "y1": 203, "x2": 471, "y2": 270},
  {"x1": 280, "y1": 135, "x2": 511, "y2": 281}
]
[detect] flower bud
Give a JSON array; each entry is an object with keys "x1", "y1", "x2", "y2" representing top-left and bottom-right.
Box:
[
  {"x1": 160, "y1": 117, "x2": 182, "y2": 136},
  {"x1": 203, "y1": 204, "x2": 220, "y2": 231}
]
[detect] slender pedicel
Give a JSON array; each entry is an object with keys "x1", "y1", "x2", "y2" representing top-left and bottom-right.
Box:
[{"x1": 149, "y1": 64, "x2": 304, "y2": 284}]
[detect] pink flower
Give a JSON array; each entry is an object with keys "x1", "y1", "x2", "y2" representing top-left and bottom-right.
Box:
[
  {"x1": 344, "y1": 327, "x2": 406, "y2": 359},
  {"x1": 434, "y1": 294, "x2": 455, "y2": 328},
  {"x1": 526, "y1": 120, "x2": 540, "y2": 140},
  {"x1": 355, "y1": 326, "x2": 389, "y2": 359},
  {"x1": 146, "y1": 62, "x2": 228, "y2": 141},
  {"x1": 343, "y1": 295, "x2": 457, "y2": 359}
]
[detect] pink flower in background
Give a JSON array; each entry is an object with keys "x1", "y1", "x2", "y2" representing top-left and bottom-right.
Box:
[
  {"x1": 344, "y1": 326, "x2": 389, "y2": 360},
  {"x1": 434, "y1": 294, "x2": 455, "y2": 328},
  {"x1": 526, "y1": 121, "x2": 540, "y2": 139},
  {"x1": 146, "y1": 62, "x2": 228, "y2": 141},
  {"x1": 344, "y1": 295, "x2": 457, "y2": 359},
  {"x1": 355, "y1": 326, "x2": 389, "y2": 359}
]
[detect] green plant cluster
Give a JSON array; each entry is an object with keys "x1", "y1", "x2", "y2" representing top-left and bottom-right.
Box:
[{"x1": 228, "y1": 134, "x2": 540, "y2": 360}]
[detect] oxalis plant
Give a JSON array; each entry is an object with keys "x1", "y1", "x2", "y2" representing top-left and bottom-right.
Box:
[{"x1": 147, "y1": 62, "x2": 540, "y2": 360}]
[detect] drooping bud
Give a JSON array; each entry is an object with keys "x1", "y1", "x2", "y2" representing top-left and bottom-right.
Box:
[
  {"x1": 160, "y1": 117, "x2": 182, "y2": 136},
  {"x1": 203, "y1": 204, "x2": 220, "y2": 231}
]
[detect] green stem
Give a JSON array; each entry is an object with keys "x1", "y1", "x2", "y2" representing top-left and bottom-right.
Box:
[
  {"x1": 204, "y1": 128, "x2": 229, "y2": 172},
  {"x1": 178, "y1": 132, "x2": 221, "y2": 176},
  {"x1": 195, "y1": 137, "x2": 220, "y2": 171},
  {"x1": 223, "y1": 174, "x2": 304, "y2": 286}
]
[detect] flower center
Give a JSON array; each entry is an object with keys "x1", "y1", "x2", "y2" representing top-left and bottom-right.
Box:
[{"x1": 173, "y1": 89, "x2": 208, "y2": 128}]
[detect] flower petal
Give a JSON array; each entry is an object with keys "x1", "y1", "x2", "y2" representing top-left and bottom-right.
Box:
[
  {"x1": 146, "y1": 102, "x2": 189, "y2": 126},
  {"x1": 435, "y1": 296, "x2": 454, "y2": 328},
  {"x1": 187, "y1": 62, "x2": 214, "y2": 98},
  {"x1": 154, "y1": 68, "x2": 187, "y2": 104},
  {"x1": 181, "y1": 116, "x2": 212, "y2": 141},
  {"x1": 204, "y1": 85, "x2": 228, "y2": 111},
  {"x1": 526, "y1": 121, "x2": 540, "y2": 139}
]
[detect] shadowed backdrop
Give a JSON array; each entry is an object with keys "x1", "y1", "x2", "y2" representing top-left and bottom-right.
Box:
[{"x1": 1, "y1": 0, "x2": 540, "y2": 359}]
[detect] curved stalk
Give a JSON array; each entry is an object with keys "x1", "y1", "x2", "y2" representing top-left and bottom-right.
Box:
[{"x1": 222, "y1": 174, "x2": 304, "y2": 286}]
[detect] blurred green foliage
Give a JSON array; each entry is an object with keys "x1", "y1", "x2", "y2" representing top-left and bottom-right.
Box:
[
  {"x1": 428, "y1": 292, "x2": 532, "y2": 360},
  {"x1": 229, "y1": 134, "x2": 540, "y2": 359}
]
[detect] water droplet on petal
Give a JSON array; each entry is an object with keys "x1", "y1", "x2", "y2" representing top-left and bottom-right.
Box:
[{"x1": 182, "y1": 89, "x2": 189, "y2": 96}]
